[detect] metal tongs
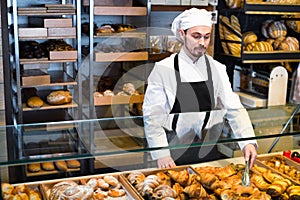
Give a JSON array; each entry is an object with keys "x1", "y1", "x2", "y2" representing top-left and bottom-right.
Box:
[{"x1": 242, "y1": 159, "x2": 251, "y2": 186}]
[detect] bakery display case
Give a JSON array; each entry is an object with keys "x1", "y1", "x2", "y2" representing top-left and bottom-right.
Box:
[
  {"x1": 2, "y1": 0, "x2": 300, "y2": 194},
  {"x1": 0, "y1": 104, "x2": 299, "y2": 185}
]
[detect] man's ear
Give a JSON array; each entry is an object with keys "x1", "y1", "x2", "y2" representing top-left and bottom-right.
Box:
[{"x1": 179, "y1": 29, "x2": 185, "y2": 41}]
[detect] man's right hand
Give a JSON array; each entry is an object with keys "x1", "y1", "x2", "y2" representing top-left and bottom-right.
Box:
[{"x1": 157, "y1": 156, "x2": 176, "y2": 169}]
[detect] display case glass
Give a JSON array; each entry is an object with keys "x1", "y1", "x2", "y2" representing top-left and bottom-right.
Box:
[{"x1": 0, "y1": 104, "x2": 299, "y2": 172}]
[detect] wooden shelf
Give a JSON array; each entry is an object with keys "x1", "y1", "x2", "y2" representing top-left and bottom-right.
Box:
[
  {"x1": 151, "y1": 5, "x2": 214, "y2": 11},
  {"x1": 23, "y1": 102, "x2": 78, "y2": 112},
  {"x1": 95, "y1": 31, "x2": 146, "y2": 38},
  {"x1": 19, "y1": 36, "x2": 76, "y2": 40},
  {"x1": 94, "y1": 94, "x2": 144, "y2": 106},
  {"x1": 94, "y1": 6, "x2": 147, "y2": 16},
  {"x1": 20, "y1": 58, "x2": 77, "y2": 64},
  {"x1": 244, "y1": 0, "x2": 300, "y2": 15},
  {"x1": 21, "y1": 71, "x2": 77, "y2": 88},
  {"x1": 94, "y1": 51, "x2": 148, "y2": 62}
]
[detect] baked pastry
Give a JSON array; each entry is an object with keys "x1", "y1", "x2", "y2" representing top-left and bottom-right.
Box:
[
  {"x1": 135, "y1": 175, "x2": 160, "y2": 197},
  {"x1": 242, "y1": 31, "x2": 258, "y2": 44},
  {"x1": 103, "y1": 175, "x2": 119, "y2": 187},
  {"x1": 122, "y1": 82, "x2": 136, "y2": 95},
  {"x1": 27, "y1": 96, "x2": 44, "y2": 108},
  {"x1": 103, "y1": 90, "x2": 114, "y2": 96},
  {"x1": 66, "y1": 159, "x2": 81, "y2": 169},
  {"x1": 167, "y1": 169, "x2": 189, "y2": 186},
  {"x1": 97, "y1": 178, "x2": 110, "y2": 190},
  {"x1": 152, "y1": 185, "x2": 177, "y2": 199},
  {"x1": 28, "y1": 163, "x2": 41, "y2": 173},
  {"x1": 47, "y1": 90, "x2": 72, "y2": 105},
  {"x1": 184, "y1": 183, "x2": 209, "y2": 198},
  {"x1": 108, "y1": 188, "x2": 126, "y2": 197},
  {"x1": 127, "y1": 171, "x2": 146, "y2": 186},
  {"x1": 54, "y1": 160, "x2": 68, "y2": 171},
  {"x1": 41, "y1": 162, "x2": 55, "y2": 171},
  {"x1": 251, "y1": 173, "x2": 270, "y2": 191},
  {"x1": 1, "y1": 183, "x2": 14, "y2": 194}
]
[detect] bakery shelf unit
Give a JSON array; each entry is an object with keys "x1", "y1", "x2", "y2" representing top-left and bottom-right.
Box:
[
  {"x1": 83, "y1": 1, "x2": 149, "y2": 115},
  {"x1": 214, "y1": 0, "x2": 300, "y2": 107},
  {"x1": 3, "y1": 0, "x2": 89, "y2": 183},
  {"x1": 79, "y1": 0, "x2": 150, "y2": 172},
  {"x1": 215, "y1": 0, "x2": 300, "y2": 63},
  {"x1": 8, "y1": 0, "x2": 82, "y2": 124}
]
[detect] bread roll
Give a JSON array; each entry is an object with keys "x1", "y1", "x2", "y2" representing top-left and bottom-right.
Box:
[
  {"x1": 55, "y1": 160, "x2": 68, "y2": 171},
  {"x1": 66, "y1": 159, "x2": 81, "y2": 168},
  {"x1": 28, "y1": 163, "x2": 41, "y2": 173},
  {"x1": 27, "y1": 96, "x2": 44, "y2": 108},
  {"x1": 41, "y1": 162, "x2": 55, "y2": 171},
  {"x1": 47, "y1": 90, "x2": 72, "y2": 105}
]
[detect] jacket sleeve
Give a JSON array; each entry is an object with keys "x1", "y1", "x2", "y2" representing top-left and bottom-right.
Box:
[{"x1": 212, "y1": 59, "x2": 257, "y2": 150}]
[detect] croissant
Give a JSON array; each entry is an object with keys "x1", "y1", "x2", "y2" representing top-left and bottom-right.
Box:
[
  {"x1": 167, "y1": 169, "x2": 189, "y2": 186},
  {"x1": 156, "y1": 171, "x2": 172, "y2": 186},
  {"x1": 215, "y1": 165, "x2": 236, "y2": 180},
  {"x1": 127, "y1": 171, "x2": 146, "y2": 186},
  {"x1": 199, "y1": 173, "x2": 218, "y2": 189},
  {"x1": 152, "y1": 185, "x2": 177, "y2": 199},
  {"x1": 183, "y1": 183, "x2": 209, "y2": 198},
  {"x1": 135, "y1": 175, "x2": 160, "y2": 197},
  {"x1": 251, "y1": 173, "x2": 270, "y2": 191},
  {"x1": 186, "y1": 174, "x2": 201, "y2": 186},
  {"x1": 172, "y1": 183, "x2": 184, "y2": 196}
]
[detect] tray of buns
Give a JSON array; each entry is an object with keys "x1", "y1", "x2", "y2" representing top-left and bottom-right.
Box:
[
  {"x1": 2, "y1": 182, "x2": 43, "y2": 200},
  {"x1": 40, "y1": 174, "x2": 140, "y2": 200},
  {"x1": 121, "y1": 166, "x2": 222, "y2": 200},
  {"x1": 255, "y1": 154, "x2": 300, "y2": 185}
]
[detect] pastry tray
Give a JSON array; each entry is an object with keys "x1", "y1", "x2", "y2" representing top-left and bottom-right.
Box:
[
  {"x1": 120, "y1": 165, "x2": 199, "y2": 200},
  {"x1": 255, "y1": 153, "x2": 300, "y2": 185},
  {"x1": 40, "y1": 174, "x2": 140, "y2": 200}
]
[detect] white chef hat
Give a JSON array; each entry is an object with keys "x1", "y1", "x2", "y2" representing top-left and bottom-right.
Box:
[{"x1": 171, "y1": 8, "x2": 213, "y2": 42}]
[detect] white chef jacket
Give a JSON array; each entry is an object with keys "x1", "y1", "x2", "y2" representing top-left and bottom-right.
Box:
[{"x1": 143, "y1": 49, "x2": 257, "y2": 160}]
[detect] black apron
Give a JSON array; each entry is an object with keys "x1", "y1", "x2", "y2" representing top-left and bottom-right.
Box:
[{"x1": 166, "y1": 54, "x2": 225, "y2": 165}]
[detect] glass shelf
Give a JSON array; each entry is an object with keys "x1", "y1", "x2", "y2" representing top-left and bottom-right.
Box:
[{"x1": 0, "y1": 104, "x2": 299, "y2": 168}]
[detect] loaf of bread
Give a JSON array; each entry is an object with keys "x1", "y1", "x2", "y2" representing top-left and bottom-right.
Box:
[
  {"x1": 28, "y1": 163, "x2": 41, "y2": 173},
  {"x1": 242, "y1": 31, "x2": 258, "y2": 44},
  {"x1": 245, "y1": 41, "x2": 273, "y2": 52},
  {"x1": 286, "y1": 15, "x2": 300, "y2": 33},
  {"x1": 261, "y1": 20, "x2": 287, "y2": 39},
  {"x1": 47, "y1": 90, "x2": 72, "y2": 105},
  {"x1": 274, "y1": 36, "x2": 300, "y2": 51}
]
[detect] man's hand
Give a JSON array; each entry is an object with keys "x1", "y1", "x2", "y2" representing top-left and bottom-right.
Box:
[
  {"x1": 157, "y1": 156, "x2": 176, "y2": 169},
  {"x1": 242, "y1": 143, "x2": 257, "y2": 168}
]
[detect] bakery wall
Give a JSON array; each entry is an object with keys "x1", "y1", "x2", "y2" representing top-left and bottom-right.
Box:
[
  {"x1": 0, "y1": 1, "x2": 4, "y2": 111},
  {"x1": 0, "y1": 1, "x2": 9, "y2": 183}
]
